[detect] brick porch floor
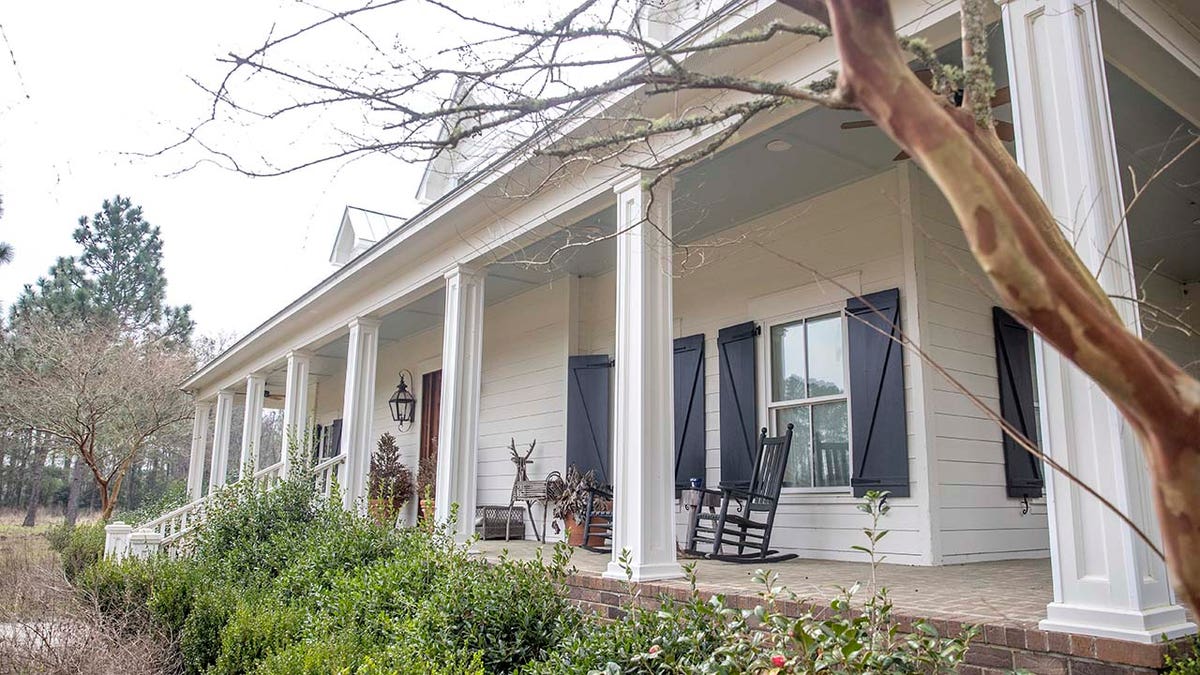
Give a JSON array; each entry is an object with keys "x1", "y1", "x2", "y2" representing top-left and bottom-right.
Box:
[{"x1": 477, "y1": 540, "x2": 1052, "y2": 627}]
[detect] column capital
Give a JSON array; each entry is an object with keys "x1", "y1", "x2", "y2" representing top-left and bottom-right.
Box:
[
  {"x1": 444, "y1": 263, "x2": 486, "y2": 282},
  {"x1": 286, "y1": 349, "x2": 314, "y2": 361},
  {"x1": 193, "y1": 399, "x2": 214, "y2": 412},
  {"x1": 347, "y1": 316, "x2": 381, "y2": 331}
]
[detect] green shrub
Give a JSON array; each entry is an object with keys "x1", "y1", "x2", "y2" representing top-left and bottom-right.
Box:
[
  {"x1": 1165, "y1": 636, "x2": 1200, "y2": 675},
  {"x1": 75, "y1": 556, "x2": 158, "y2": 629},
  {"x1": 256, "y1": 633, "x2": 368, "y2": 675},
  {"x1": 46, "y1": 522, "x2": 105, "y2": 582},
  {"x1": 179, "y1": 585, "x2": 238, "y2": 675},
  {"x1": 212, "y1": 598, "x2": 305, "y2": 674},
  {"x1": 146, "y1": 557, "x2": 211, "y2": 637},
  {"x1": 526, "y1": 492, "x2": 977, "y2": 674}
]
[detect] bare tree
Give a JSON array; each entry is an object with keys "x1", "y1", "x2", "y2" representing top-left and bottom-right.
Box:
[
  {"x1": 164, "y1": 0, "x2": 1200, "y2": 611},
  {"x1": 0, "y1": 317, "x2": 194, "y2": 521}
]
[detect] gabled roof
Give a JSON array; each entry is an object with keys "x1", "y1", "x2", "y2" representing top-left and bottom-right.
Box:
[{"x1": 329, "y1": 206, "x2": 407, "y2": 266}]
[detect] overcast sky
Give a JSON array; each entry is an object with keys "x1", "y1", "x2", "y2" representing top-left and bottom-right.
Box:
[{"x1": 0, "y1": 2, "x2": 427, "y2": 340}]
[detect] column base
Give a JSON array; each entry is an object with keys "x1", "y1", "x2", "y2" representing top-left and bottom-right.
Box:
[
  {"x1": 603, "y1": 560, "x2": 684, "y2": 583},
  {"x1": 1040, "y1": 601, "x2": 1196, "y2": 643}
]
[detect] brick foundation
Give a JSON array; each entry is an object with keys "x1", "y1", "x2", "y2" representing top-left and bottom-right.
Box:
[{"x1": 562, "y1": 572, "x2": 1184, "y2": 674}]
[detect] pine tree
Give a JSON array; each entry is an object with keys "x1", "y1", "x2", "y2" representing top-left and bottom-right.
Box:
[{"x1": 11, "y1": 195, "x2": 194, "y2": 342}]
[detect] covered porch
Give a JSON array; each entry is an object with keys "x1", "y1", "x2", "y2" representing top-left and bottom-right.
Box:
[{"x1": 162, "y1": 0, "x2": 1200, "y2": 657}]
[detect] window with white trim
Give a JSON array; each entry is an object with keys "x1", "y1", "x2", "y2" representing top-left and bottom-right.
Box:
[{"x1": 767, "y1": 313, "x2": 850, "y2": 488}]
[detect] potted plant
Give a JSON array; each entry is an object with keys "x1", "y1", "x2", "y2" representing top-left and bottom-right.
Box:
[
  {"x1": 546, "y1": 465, "x2": 604, "y2": 546},
  {"x1": 367, "y1": 432, "x2": 414, "y2": 525}
]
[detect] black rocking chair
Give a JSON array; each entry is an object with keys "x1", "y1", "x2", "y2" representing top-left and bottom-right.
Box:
[
  {"x1": 687, "y1": 424, "x2": 797, "y2": 563},
  {"x1": 580, "y1": 484, "x2": 613, "y2": 553}
]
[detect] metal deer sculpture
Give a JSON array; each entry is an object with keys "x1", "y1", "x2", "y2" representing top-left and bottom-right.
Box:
[{"x1": 509, "y1": 438, "x2": 536, "y2": 482}]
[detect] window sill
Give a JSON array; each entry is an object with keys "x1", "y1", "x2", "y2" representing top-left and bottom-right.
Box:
[{"x1": 780, "y1": 487, "x2": 853, "y2": 496}]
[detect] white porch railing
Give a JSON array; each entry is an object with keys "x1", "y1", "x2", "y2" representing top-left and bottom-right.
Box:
[{"x1": 105, "y1": 454, "x2": 347, "y2": 560}]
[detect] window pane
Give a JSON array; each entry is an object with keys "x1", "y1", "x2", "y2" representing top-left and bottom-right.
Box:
[
  {"x1": 777, "y1": 405, "x2": 812, "y2": 488},
  {"x1": 812, "y1": 401, "x2": 850, "y2": 487},
  {"x1": 771, "y1": 321, "x2": 806, "y2": 401},
  {"x1": 805, "y1": 315, "x2": 845, "y2": 397}
]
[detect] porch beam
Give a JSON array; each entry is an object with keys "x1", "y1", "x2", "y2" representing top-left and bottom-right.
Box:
[
  {"x1": 434, "y1": 264, "x2": 486, "y2": 542},
  {"x1": 280, "y1": 350, "x2": 313, "y2": 478},
  {"x1": 604, "y1": 172, "x2": 682, "y2": 583},
  {"x1": 187, "y1": 400, "x2": 213, "y2": 501},
  {"x1": 209, "y1": 389, "x2": 235, "y2": 491},
  {"x1": 1001, "y1": 0, "x2": 1193, "y2": 642},
  {"x1": 240, "y1": 374, "x2": 267, "y2": 478},
  {"x1": 340, "y1": 318, "x2": 381, "y2": 511}
]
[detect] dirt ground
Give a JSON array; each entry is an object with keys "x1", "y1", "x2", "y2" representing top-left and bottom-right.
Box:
[{"x1": 0, "y1": 526, "x2": 174, "y2": 674}]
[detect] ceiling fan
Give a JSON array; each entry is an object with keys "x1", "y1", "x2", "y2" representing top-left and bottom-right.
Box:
[
  {"x1": 840, "y1": 70, "x2": 1015, "y2": 160},
  {"x1": 263, "y1": 390, "x2": 285, "y2": 401}
]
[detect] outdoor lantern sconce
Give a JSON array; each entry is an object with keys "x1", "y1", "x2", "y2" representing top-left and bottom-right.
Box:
[{"x1": 388, "y1": 369, "x2": 417, "y2": 432}]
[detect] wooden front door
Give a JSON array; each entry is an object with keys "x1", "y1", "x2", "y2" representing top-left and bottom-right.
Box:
[{"x1": 418, "y1": 370, "x2": 442, "y2": 519}]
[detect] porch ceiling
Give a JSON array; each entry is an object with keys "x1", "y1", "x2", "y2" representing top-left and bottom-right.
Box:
[{"x1": 1107, "y1": 63, "x2": 1200, "y2": 284}]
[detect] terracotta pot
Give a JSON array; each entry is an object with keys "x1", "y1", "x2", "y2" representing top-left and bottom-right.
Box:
[
  {"x1": 565, "y1": 512, "x2": 586, "y2": 546},
  {"x1": 565, "y1": 512, "x2": 606, "y2": 548}
]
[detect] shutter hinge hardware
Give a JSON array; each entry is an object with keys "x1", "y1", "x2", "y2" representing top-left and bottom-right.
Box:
[
  {"x1": 753, "y1": 325, "x2": 762, "y2": 336},
  {"x1": 1021, "y1": 495, "x2": 1030, "y2": 516}
]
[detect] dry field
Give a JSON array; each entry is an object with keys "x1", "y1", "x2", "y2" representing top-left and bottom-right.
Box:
[{"x1": 0, "y1": 525, "x2": 174, "y2": 674}]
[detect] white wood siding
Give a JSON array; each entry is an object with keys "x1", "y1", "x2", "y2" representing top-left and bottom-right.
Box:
[{"x1": 910, "y1": 169, "x2": 1050, "y2": 563}]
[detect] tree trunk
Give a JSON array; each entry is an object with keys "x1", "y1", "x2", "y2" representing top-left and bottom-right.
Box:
[
  {"x1": 21, "y1": 432, "x2": 49, "y2": 528},
  {"x1": 805, "y1": 0, "x2": 1200, "y2": 615},
  {"x1": 64, "y1": 456, "x2": 85, "y2": 527}
]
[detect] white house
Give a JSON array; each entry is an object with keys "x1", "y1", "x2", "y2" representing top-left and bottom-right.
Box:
[{"x1": 161, "y1": 0, "x2": 1200, "y2": 646}]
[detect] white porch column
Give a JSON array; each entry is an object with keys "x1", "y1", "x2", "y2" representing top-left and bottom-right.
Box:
[
  {"x1": 1002, "y1": 0, "x2": 1193, "y2": 642},
  {"x1": 434, "y1": 265, "x2": 486, "y2": 542},
  {"x1": 186, "y1": 401, "x2": 212, "y2": 500},
  {"x1": 603, "y1": 173, "x2": 682, "y2": 582},
  {"x1": 209, "y1": 389, "x2": 235, "y2": 491},
  {"x1": 240, "y1": 374, "x2": 266, "y2": 478},
  {"x1": 340, "y1": 318, "x2": 381, "y2": 511},
  {"x1": 280, "y1": 350, "x2": 312, "y2": 478}
]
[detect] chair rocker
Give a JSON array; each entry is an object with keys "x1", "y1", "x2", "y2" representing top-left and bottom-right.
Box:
[
  {"x1": 687, "y1": 424, "x2": 796, "y2": 564},
  {"x1": 580, "y1": 484, "x2": 614, "y2": 553}
]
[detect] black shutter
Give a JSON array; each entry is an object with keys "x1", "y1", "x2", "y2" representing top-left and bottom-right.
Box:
[
  {"x1": 312, "y1": 424, "x2": 325, "y2": 461},
  {"x1": 674, "y1": 334, "x2": 706, "y2": 488},
  {"x1": 566, "y1": 355, "x2": 613, "y2": 484},
  {"x1": 847, "y1": 288, "x2": 909, "y2": 498},
  {"x1": 718, "y1": 322, "x2": 758, "y2": 486},
  {"x1": 329, "y1": 419, "x2": 343, "y2": 459},
  {"x1": 993, "y1": 307, "x2": 1043, "y2": 498}
]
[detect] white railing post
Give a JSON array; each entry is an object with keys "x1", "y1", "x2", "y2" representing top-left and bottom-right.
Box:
[
  {"x1": 128, "y1": 530, "x2": 163, "y2": 559},
  {"x1": 104, "y1": 522, "x2": 133, "y2": 560}
]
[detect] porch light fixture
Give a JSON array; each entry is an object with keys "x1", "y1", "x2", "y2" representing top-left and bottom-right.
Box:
[
  {"x1": 388, "y1": 369, "x2": 417, "y2": 432},
  {"x1": 766, "y1": 139, "x2": 792, "y2": 152}
]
